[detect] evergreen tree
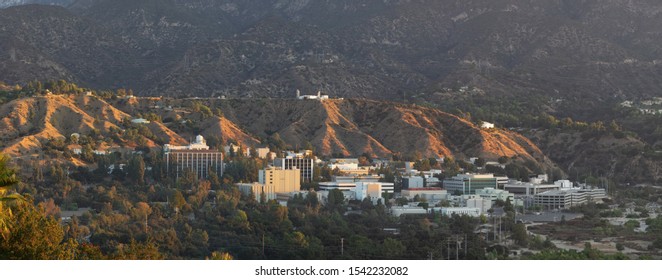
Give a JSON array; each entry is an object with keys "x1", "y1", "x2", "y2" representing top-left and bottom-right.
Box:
[{"x1": 127, "y1": 155, "x2": 145, "y2": 185}]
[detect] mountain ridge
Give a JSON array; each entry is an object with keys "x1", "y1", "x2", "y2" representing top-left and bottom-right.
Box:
[
  {"x1": 3, "y1": 1, "x2": 662, "y2": 106},
  {"x1": 0, "y1": 94, "x2": 555, "y2": 172}
]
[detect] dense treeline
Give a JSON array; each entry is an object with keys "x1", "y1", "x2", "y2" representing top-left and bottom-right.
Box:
[{"x1": 2, "y1": 148, "x2": 494, "y2": 260}]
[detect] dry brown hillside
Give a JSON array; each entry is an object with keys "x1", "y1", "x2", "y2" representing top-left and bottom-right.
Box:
[
  {"x1": 0, "y1": 94, "x2": 184, "y2": 156},
  {"x1": 199, "y1": 116, "x2": 261, "y2": 148},
  {"x1": 209, "y1": 98, "x2": 555, "y2": 168},
  {"x1": 0, "y1": 95, "x2": 557, "y2": 172}
]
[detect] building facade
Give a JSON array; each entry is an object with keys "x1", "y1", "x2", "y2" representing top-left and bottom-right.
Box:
[
  {"x1": 238, "y1": 167, "x2": 302, "y2": 202},
  {"x1": 504, "y1": 182, "x2": 560, "y2": 195},
  {"x1": 466, "y1": 197, "x2": 492, "y2": 215},
  {"x1": 402, "y1": 177, "x2": 425, "y2": 189},
  {"x1": 318, "y1": 175, "x2": 394, "y2": 193},
  {"x1": 475, "y1": 188, "x2": 515, "y2": 203},
  {"x1": 237, "y1": 183, "x2": 277, "y2": 201},
  {"x1": 534, "y1": 189, "x2": 588, "y2": 209},
  {"x1": 443, "y1": 174, "x2": 498, "y2": 195},
  {"x1": 401, "y1": 188, "x2": 448, "y2": 202},
  {"x1": 164, "y1": 135, "x2": 223, "y2": 180},
  {"x1": 259, "y1": 167, "x2": 302, "y2": 193},
  {"x1": 439, "y1": 207, "x2": 481, "y2": 217},
  {"x1": 274, "y1": 157, "x2": 314, "y2": 182}
]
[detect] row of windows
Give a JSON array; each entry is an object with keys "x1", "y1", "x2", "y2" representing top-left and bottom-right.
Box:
[{"x1": 165, "y1": 152, "x2": 223, "y2": 180}]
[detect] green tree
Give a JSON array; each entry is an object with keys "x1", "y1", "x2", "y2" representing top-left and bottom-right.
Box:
[
  {"x1": 442, "y1": 157, "x2": 460, "y2": 177},
  {"x1": 170, "y1": 190, "x2": 187, "y2": 214},
  {"x1": 512, "y1": 223, "x2": 528, "y2": 247},
  {"x1": 0, "y1": 200, "x2": 76, "y2": 260},
  {"x1": 207, "y1": 251, "x2": 234, "y2": 260},
  {"x1": 327, "y1": 189, "x2": 346, "y2": 213},
  {"x1": 111, "y1": 239, "x2": 163, "y2": 260},
  {"x1": 382, "y1": 238, "x2": 405, "y2": 259}
]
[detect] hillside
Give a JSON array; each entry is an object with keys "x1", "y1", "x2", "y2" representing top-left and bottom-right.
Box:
[
  {"x1": 208, "y1": 99, "x2": 554, "y2": 167},
  {"x1": 0, "y1": 94, "x2": 556, "y2": 171},
  {"x1": 527, "y1": 129, "x2": 662, "y2": 184},
  {"x1": 3, "y1": 93, "x2": 660, "y2": 182},
  {"x1": 0, "y1": 94, "x2": 188, "y2": 157}
]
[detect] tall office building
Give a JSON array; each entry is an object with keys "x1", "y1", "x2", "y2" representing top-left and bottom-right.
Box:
[
  {"x1": 164, "y1": 135, "x2": 223, "y2": 180},
  {"x1": 274, "y1": 156, "x2": 314, "y2": 182}
]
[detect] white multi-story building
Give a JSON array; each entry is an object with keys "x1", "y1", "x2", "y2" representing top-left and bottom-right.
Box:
[
  {"x1": 401, "y1": 188, "x2": 449, "y2": 202},
  {"x1": 504, "y1": 181, "x2": 560, "y2": 195},
  {"x1": 504, "y1": 179, "x2": 574, "y2": 195},
  {"x1": 319, "y1": 175, "x2": 394, "y2": 194},
  {"x1": 474, "y1": 188, "x2": 514, "y2": 202},
  {"x1": 466, "y1": 197, "x2": 492, "y2": 215},
  {"x1": 402, "y1": 176, "x2": 425, "y2": 189},
  {"x1": 164, "y1": 135, "x2": 223, "y2": 180},
  {"x1": 534, "y1": 189, "x2": 592, "y2": 209},
  {"x1": 439, "y1": 207, "x2": 481, "y2": 217},
  {"x1": 328, "y1": 158, "x2": 369, "y2": 175},
  {"x1": 318, "y1": 175, "x2": 394, "y2": 202},
  {"x1": 390, "y1": 206, "x2": 428, "y2": 217}
]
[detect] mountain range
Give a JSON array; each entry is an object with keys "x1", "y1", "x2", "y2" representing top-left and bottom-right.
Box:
[
  {"x1": 3, "y1": 0, "x2": 662, "y2": 183},
  {"x1": 2, "y1": 0, "x2": 662, "y2": 107}
]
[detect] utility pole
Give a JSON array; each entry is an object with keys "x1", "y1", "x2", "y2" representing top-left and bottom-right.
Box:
[
  {"x1": 455, "y1": 236, "x2": 459, "y2": 260},
  {"x1": 499, "y1": 216, "x2": 502, "y2": 244},
  {"x1": 341, "y1": 238, "x2": 344, "y2": 257},
  {"x1": 441, "y1": 245, "x2": 444, "y2": 261},
  {"x1": 493, "y1": 216, "x2": 497, "y2": 241},
  {"x1": 447, "y1": 240, "x2": 450, "y2": 260},
  {"x1": 464, "y1": 234, "x2": 467, "y2": 256}
]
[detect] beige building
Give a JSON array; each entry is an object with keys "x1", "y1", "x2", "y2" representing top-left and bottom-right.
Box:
[
  {"x1": 238, "y1": 167, "x2": 302, "y2": 201},
  {"x1": 355, "y1": 182, "x2": 384, "y2": 201},
  {"x1": 259, "y1": 167, "x2": 302, "y2": 193},
  {"x1": 274, "y1": 156, "x2": 314, "y2": 182},
  {"x1": 238, "y1": 183, "x2": 277, "y2": 201}
]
